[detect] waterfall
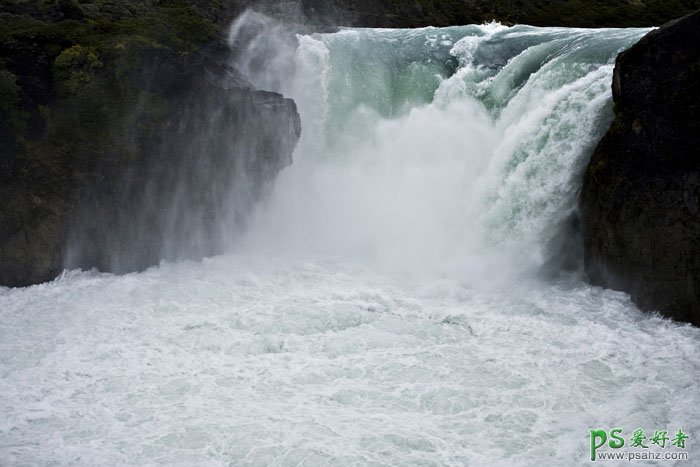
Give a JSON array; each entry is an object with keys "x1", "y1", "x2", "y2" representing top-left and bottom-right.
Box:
[
  {"x1": 231, "y1": 14, "x2": 649, "y2": 283},
  {"x1": 2, "y1": 14, "x2": 698, "y2": 467}
]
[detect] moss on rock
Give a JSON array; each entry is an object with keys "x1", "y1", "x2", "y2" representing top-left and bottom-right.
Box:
[{"x1": 0, "y1": 0, "x2": 304, "y2": 287}]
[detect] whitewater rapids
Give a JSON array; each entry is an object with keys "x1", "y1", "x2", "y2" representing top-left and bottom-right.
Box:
[{"x1": 2, "y1": 19, "x2": 699, "y2": 465}]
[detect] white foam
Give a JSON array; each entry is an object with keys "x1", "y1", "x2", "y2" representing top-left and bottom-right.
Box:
[{"x1": 0, "y1": 256, "x2": 698, "y2": 465}]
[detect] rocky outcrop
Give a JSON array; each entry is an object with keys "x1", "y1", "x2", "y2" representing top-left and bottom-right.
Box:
[
  {"x1": 61, "y1": 53, "x2": 301, "y2": 278},
  {"x1": 580, "y1": 10, "x2": 700, "y2": 326},
  {"x1": 0, "y1": 1, "x2": 301, "y2": 287}
]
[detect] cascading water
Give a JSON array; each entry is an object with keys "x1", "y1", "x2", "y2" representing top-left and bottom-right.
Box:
[
  {"x1": 1, "y1": 13, "x2": 699, "y2": 466},
  {"x1": 234, "y1": 17, "x2": 646, "y2": 282}
]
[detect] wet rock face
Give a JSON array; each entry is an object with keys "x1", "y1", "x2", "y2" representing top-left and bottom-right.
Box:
[
  {"x1": 580, "y1": 10, "x2": 700, "y2": 326},
  {"x1": 0, "y1": 46, "x2": 300, "y2": 287},
  {"x1": 64, "y1": 59, "x2": 301, "y2": 276},
  {"x1": 0, "y1": 1, "x2": 302, "y2": 287}
]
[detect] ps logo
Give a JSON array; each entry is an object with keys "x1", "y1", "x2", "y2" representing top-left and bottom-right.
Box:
[{"x1": 590, "y1": 428, "x2": 625, "y2": 461}]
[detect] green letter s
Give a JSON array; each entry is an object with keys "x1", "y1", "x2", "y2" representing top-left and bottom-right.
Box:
[{"x1": 608, "y1": 428, "x2": 625, "y2": 449}]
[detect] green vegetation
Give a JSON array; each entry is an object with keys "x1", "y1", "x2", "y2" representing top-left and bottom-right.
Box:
[
  {"x1": 0, "y1": 0, "x2": 223, "y2": 53},
  {"x1": 0, "y1": 68, "x2": 24, "y2": 134},
  {"x1": 0, "y1": 1, "x2": 241, "y2": 287},
  {"x1": 0, "y1": 0, "x2": 230, "y2": 167}
]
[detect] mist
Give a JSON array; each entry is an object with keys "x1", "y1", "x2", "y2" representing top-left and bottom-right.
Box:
[
  {"x1": 62, "y1": 31, "x2": 301, "y2": 276},
  {"x1": 229, "y1": 13, "x2": 643, "y2": 285}
]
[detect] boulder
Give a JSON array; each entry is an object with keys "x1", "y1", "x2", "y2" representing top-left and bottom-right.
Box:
[{"x1": 580, "y1": 10, "x2": 700, "y2": 326}]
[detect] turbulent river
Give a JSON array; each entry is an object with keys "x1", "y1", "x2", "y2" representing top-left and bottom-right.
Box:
[{"x1": 2, "y1": 16, "x2": 699, "y2": 466}]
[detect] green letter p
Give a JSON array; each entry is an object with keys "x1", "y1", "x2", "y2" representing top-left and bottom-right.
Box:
[{"x1": 590, "y1": 429, "x2": 607, "y2": 461}]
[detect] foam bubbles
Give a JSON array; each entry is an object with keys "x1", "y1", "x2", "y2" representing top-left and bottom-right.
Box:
[{"x1": 0, "y1": 257, "x2": 698, "y2": 464}]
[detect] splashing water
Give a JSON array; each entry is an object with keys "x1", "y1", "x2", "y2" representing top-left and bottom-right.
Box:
[
  {"x1": 1, "y1": 15, "x2": 699, "y2": 466},
  {"x1": 237, "y1": 20, "x2": 646, "y2": 282}
]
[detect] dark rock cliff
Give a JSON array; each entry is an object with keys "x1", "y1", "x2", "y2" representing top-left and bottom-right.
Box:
[
  {"x1": 580, "y1": 10, "x2": 700, "y2": 326},
  {"x1": 0, "y1": 1, "x2": 301, "y2": 287}
]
